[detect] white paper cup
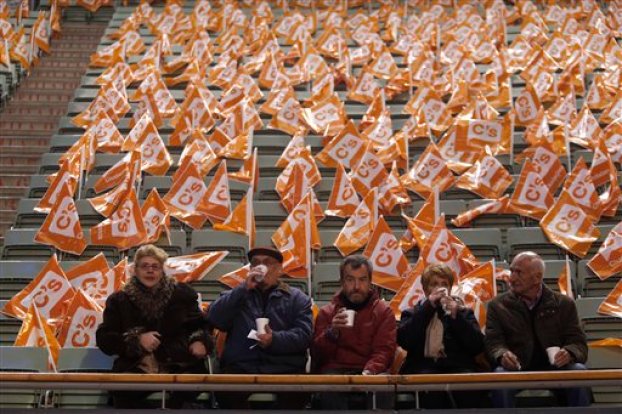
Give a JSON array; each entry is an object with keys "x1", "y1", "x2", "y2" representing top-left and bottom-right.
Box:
[
  {"x1": 256, "y1": 318, "x2": 269, "y2": 335},
  {"x1": 546, "y1": 346, "x2": 561, "y2": 365},
  {"x1": 344, "y1": 310, "x2": 356, "y2": 327},
  {"x1": 252, "y1": 265, "x2": 268, "y2": 282}
]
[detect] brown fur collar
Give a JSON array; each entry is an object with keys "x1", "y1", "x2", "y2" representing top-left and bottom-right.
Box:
[{"x1": 123, "y1": 276, "x2": 176, "y2": 322}]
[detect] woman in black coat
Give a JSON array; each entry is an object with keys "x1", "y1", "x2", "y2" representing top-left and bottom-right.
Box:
[
  {"x1": 96, "y1": 245, "x2": 212, "y2": 409},
  {"x1": 397, "y1": 264, "x2": 487, "y2": 409}
]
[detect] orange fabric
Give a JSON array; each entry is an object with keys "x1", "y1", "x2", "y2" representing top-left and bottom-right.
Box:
[
  {"x1": 598, "y1": 279, "x2": 622, "y2": 318},
  {"x1": 199, "y1": 160, "x2": 231, "y2": 224},
  {"x1": 57, "y1": 290, "x2": 103, "y2": 348},
  {"x1": 401, "y1": 143, "x2": 455, "y2": 198},
  {"x1": 349, "y1": 142, "x2": 389, "y2": 196},
  {"x1": 315, "y1": 119, "x2": 368, "y2": 169},
  {"x1": 363, "y1": 216, "x2": 409, "y2": 292},
  {"x1": 14, "y1": 304, "x2": 61, "y2": 371},
  {"x1": 163, "y1": 162, "x2": 209, "y2": 230},
  {"x1": 510, "y1": 160, "x2": 554, "y2": 220},
  {"x1": 455, "y1": 150, "x2": 513, "y2": 199},
  {"x1": 165, "y1": 251, "x2": 230, "y2": 283},
  {"x1": 540, "y1": 190, "x2": 600, "y2": 258},
  {"x1": 141, "y1": 188, "x2": 171, "y2": 245},
  {"x1": 90, "y1": 188, "x2": 147, "y2": 251},
  {"x1": 334, "y1": 189, "x2": 378, "y2": 257},
  {"x1": 218, "y1": 264, "x2": 250, "y2": 289},
  {"x1": 587, "y1": 222, "x2": 622, "y2": 280},
  {"x1": 2, "y1": 254, "x2": 75, "y2": 321},
  {"x1": 35, "y1": 183, "x2": 87, "y2": 256}
]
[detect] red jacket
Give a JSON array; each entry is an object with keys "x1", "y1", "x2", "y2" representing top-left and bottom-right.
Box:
[{"x1": 312, "y1": 290, "x2": 397, "y2": 375}]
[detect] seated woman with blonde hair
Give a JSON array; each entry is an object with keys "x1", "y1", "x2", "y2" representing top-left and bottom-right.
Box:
[
  {"x1": 96, "y1": 245, "x2": 212, "y2": 409},
  {"x1": 397, "y1": 264, "x2": 487, "y2": 409}
]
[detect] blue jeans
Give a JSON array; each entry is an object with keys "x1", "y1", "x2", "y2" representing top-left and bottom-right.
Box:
[{"x1": 491, "y1": 363, "x2": 592, "y2": 408}]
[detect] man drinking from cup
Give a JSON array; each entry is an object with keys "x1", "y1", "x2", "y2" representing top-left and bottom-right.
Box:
[
  {"x1": 311, "y1": 255, "x2": 397, "y2": 409},
  {"x1": 207, "y1": 247, "x2": 313, "y2": 409}
]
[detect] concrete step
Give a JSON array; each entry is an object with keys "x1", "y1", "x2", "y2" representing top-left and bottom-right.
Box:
[
  {"x1": 0, "y1": 175, "x2": 31, "y2": 187},
  {"x1": 14, "y1": 79, "x2": 79, "y2": 91},
  {"x1": 33, "y1": 69, "x2": 86, "y2": 79},
  {"x1": 0, "y1": 154, "x2": 43, "y2": 166},
  {"x1": 0, "y1": 197, "x2": 20, "y2": 210},
  {"x1": 0, "y1": 184, "x2": 30, "y2": 196},
  {"x1": 35, "y1": 59, "x2": 89, "y2": 69},
  {"x1": 0, "y1": 210, "x2": 16, "y2": 221},
  {"x1": 0, "y1": 137, "x2": 49, "y2": 147},
  {"x1": 1, "y1": 105, "x2": 68, "y2": 117},
  {"x1": 6, "y1": 90, "x2": 73, "y2": 103}
]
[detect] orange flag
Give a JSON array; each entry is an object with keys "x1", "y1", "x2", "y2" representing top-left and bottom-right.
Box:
[
  {"x1": 35, "y1": 160, "x2": 78, "y2": 214},
  {"x1": 567, "y1": 104, "x2": 602, "y2": 149},
  {"x1": 178, "y1": 131, "x2": 219, "y2": 177},
  {"x1": 90, "y1": 188, "x2": 147, "y2": 251},
  {"x1": 389, "y1": 260, "x2": 425, "y2": 318},
  {"x1": 401, "y1": 192, "x2": 437, "y2": 250},
  {"x1": 510, "y1": 160, "x2": 554, "y2": 220},
  {"x1": 349, "y1": 142, "x2": 389, "y2": 196},
  {"x1": 401, "y1": 143, "x2": 455, "y2": 198},
  {"x1": 540, "y1": 190, "x2": 600, "y2": 258},
  {"x1": 278, "y1": 162, "x2": 308, "y2": 213},
  {"x1": 590, "y1": 137, "x2": 616, "y2": 188},
  {"x1": 334, "y1": 188, "x2": 378, "y2": 256},
  {"x1": 363, "y1": 216, "x2": 409, "y2": 292},
  {"x1": 213, "y1": 187, "x2": 256, "y2": 248},
  {"x1": 141, "y1": 188, "x2": 171, "y2": 245},
  {"x1": 89, "y1": 177, "x2": 133, "y2": 219},
  {"x1": 562, "y1": 157, "x2": 603, "y2": 221},
  {"x1": 455, "y1": 261, "x2": 499, "y2": 305},
  {"x1": 451, "y1": 195, "x2": 512, "y2": 227},
  {"x1": 199, "y1": 160, "x2": 232, "y2": 224},
  {"x1": 68, "y1": 255, "x2": 127, "y2": 308},
  {"x1": 229, "y1": 147, "x2": 259, "y2": 190},
  {"x1": 598, "y1": 279, "x2": 622, "y2": 318},
  {"x1": 94, "y1": 151, "x2": 141, "y2": 194},
  {"x1": 163, "y1": 162, "x2": 209, "y2": 230},
  {"x1": 454, "y1": 116, "x2": 513, "y2": 155},
  {"x1": 14, "y1": 304, "x2": 61, "y2": 371},
  {"x1": 88, "y1": 112, "x2": 124, "y2": 154},
  {"x1": 557, "y1": 258, "x2": 574, "y2": 299},
  {"x1": 599, "y1": 89, "x2": 622, "y2": 125},
  {"x1": 268, "y1": 89, "x2": 308, "y2": 135},
  {"x1": 455, "y1": 149, "x2": 513, "y2": 199},
  {"x1": 34, "y1": 183, "x2": 87, "y2": 256},
  {"x1": 276, "y1": 148, "x2": 322, "y2": 193},
  {"x1": 513, "y1": 81, "x2": 541, "y2": 126},
  {"x1": 218, "y1": 264, "x2": 250, "y2": 289},
  {"x1": 515, "y1": 143, "x2": 567, "y2": 194},
  {"x1": 56, "y1": 290, "x2": 103, "y2": 348},
  {"x1": 418, "y1": 215, "x2": 478, "y2": 279},
  {"x1": 588, "y1": 223, "x2": 622, "y2": 280},
  {"x1": 276, "y1": 134, "x2": 306, "y2": 169},
  {"x1": 315, "y1": 119, "x2": 368, "y2": 169},
  {"x1": 273, "y1": 192, "x2": 321, "y2": 252},
  {"x1": 280, "y1": 204, "x2": 312, "y2": 279},
  {"x1": 589, "y1": 338, "x2": 622, "y2": 348},
  {"x1": 164, "y1": 251, "x2": 230, "y2": 283},
  {"x1": 2, "y1": 254, "x2": 75, "y2": 321},
  {"x1": 403, "y1": 84, "x2": 452, "y2": 132},
  {"x1": 302, "y1": 93, "x2": 347, "y2": 136},
  {"x1": 325, "y1": 163, "x2": 361, "y2": 218}
]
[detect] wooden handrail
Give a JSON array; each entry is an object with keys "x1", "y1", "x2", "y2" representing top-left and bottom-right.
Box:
[{"x1": 1, "y1": 370, "x2": 620, "y2": 392}]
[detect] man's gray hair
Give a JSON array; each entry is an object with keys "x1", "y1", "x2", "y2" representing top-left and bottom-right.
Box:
[
  {"x1": 515, "y1": 251, "x2": 546, "y2": 275},
  {"x1": 339, "y1": 255, "x2": 373, "y2": 281}
]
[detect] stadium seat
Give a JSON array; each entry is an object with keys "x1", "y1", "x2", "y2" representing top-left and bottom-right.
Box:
[
  {"x1": 576, "y1": 297, "x2": 622, "y2": 342},
  {"x1": 577, "y1": 260, "x2": 620, "y2": 298},
  {"x1": 0, "y1": 347, "x2": 48, "y2": 408},
  {"x1": 507, "y1": 227, "x2": 565, "y2": 260},
  {"x1": 452, "y1": 228, "x2": 505, "y2": 261},
  {"x1": 191, "y1": 230, "x2": 249, "y2": 263},
  {"x1": 54, "y1": 347, "x2": 114, "y2": 408}
]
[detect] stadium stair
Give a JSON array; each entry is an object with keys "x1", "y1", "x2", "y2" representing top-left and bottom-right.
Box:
[{"x1": 0, "y1": 21, "x2": 108, "y2": 246}]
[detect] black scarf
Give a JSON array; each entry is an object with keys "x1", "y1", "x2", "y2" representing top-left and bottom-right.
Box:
[{"x1": 123, "y1": 276, "x2": 176, "y2": 322}]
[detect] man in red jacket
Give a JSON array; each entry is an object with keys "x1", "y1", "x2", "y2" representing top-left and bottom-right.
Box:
[{"x1": 311, "y1": 255, "x2": 397, "y2": 409}]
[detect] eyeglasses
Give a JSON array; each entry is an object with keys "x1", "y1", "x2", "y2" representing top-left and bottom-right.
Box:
[{"x1": 138, "y1": 264, "x2": 162, "y2": 271}]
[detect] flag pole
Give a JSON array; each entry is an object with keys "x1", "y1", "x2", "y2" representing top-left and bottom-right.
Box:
[
  {"x1": 491, "y1": 258, "x2": 498, "y2": 298},
  {"x1": 306, "y1": 198, "x2": 312, "y2": 299},
  {"x1": 247, "y1": 186, "x2": 254, "y2": 251},
  {"x1": 565, "y1": 254, "x2": 573, "y2": 299}
]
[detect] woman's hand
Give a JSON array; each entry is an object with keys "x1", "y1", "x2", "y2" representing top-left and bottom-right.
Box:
[
  {"x1": 189, "y1": 341, "x2": 207, "y2": 359},
  {"x1": 139, "y1": 331, "x2": 161, "y2": 353}
]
